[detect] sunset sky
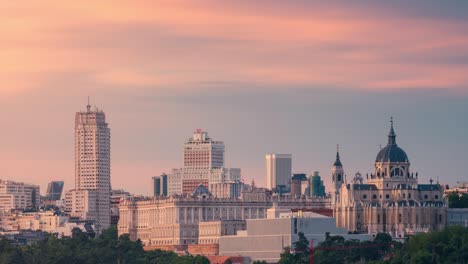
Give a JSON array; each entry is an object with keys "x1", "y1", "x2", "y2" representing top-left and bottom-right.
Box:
[{"x1": 1, "y1": 1, "x2": 467, "y2": 195}]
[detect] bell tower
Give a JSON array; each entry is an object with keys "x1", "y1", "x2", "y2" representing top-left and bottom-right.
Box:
[{"x1": 332, "y1": 145, "x2": 344, "y2": 206}]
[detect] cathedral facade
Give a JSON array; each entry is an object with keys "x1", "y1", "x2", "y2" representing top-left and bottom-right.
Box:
[{"x1": 332, "y1": 119, "x2": 447, "y2": 238}]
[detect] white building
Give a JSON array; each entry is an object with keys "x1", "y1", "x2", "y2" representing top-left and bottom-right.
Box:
[
  {"x1": 0, "y1": 210, "x2": 95, "y2": 238},
  {"x1": 184, "y1": 129, "x2": 224, "y2": 168},
  {"x1": 118, "y1": 189, "x2": 330, "y2": 248},
  {"x1": 333, "y1": 119, "x2": 446, "y2": 238},
  {"x1": 5, "y1": 211, "x2": 67, "y2": 233},
  {"x1": 219, "y1": 207, "x2": 370, "y2": 263},
  {"x1": 266, "y1": 153, "x2": 292, "y2": 192},
  {"x1": 167, "y1": 130, "x2": 241, "y2": 196},
  {"x1": 65, "y1": 190, "x2": 97, "y2": 221},
  {"x1": 444, "y1": 181, "x2": 468, "y2": 195},
  {"x1": 0, "y1": 179, "x2": 40, "y2": 211},
  {"x1": 447, "y1": 208, "x2": 468, "y2": 227},
  {"x1": 65, "y1": 102, "x2": 111, "y2": 233}
]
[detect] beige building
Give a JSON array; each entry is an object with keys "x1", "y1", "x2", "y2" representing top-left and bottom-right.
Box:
[
  {"x1": 167, "y1": 130, "x2": 241, "y2": 196},
  {"x1": 333, "y1": 119, "x2": 447, "y2": 238},
  {"x1": 0, "y1": 179, "x2": 40, "y2": 211},
  {"x1": 444, "y1": 181, "x2": 468, "y2": 195},
  {"x1": 66, "y1": 102, "x2": 111, "y2": 233},
  {"x1": 118, "y1": 186, "x2": 329, "y2": 247},
  {"x1": 65, "y1": 190, "x2": 97, "y2": 221},
  {"x1": 0, "y1": 211, "x2": 65, "y2": 232}
]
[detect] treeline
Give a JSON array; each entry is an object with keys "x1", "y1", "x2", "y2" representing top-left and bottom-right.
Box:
[
  {"x1": 447, "y1": 192, "x2": 468, "y2": 208},
  {"x1": 278, "y1": 225, "x2": 468, "y2": 264},
  {"x1": 0, "y1": 227, "x2": 209, "y2": 264}
]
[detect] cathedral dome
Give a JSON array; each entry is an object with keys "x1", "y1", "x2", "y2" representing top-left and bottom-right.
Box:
[
  {"x1": 375, "y1": 145, "x2": 408, "y2": 163},
  {"x1": 375, "y1": 118, "x2": 409, "y2": 163}
]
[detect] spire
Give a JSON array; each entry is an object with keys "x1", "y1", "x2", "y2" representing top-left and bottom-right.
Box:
[
  {"x1": 333, "y1": 144, "x2": 343, "y2": 167},
  {"x1": 388, "y1": 116, "x2": 396, "y2": 145},
  {"x1": 86, "y1": 96, "x2": 91, "y2": 112}
]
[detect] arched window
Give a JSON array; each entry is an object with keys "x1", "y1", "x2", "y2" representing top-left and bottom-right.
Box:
[{"x1": 391, "y1": 167, "x2": 403, "y2": 177}]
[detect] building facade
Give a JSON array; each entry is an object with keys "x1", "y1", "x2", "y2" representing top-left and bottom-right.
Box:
[
  {"x1": 310, "y1": 171, "x2": 326, "y2": 197},
  {"x1": 66, "y1": 102, "x2": 111, "y2": 233},
  {"x1": 209, "y1": 181, "x2": 243, "y2": 199},
  {"x1": 266, "y1": 153, "x2": 292, "y2": 192},
  {"x1": 290, "y1": 173, "x2": 307, "y2": 197},
  {"x1": 46, "y1": 181, "x2": 64, "y2": 201},
  {"x1": 0, "y1": 180, "x2": 40, "y2": 211},
  {"x1": 118, "y1": 193, "x2": 329, "y2": 247},
  {"x1": 184, "y1": 129, "x2": 224, "y2": 168},
  {"x1": 444, "y1": 181, "x2": 468, "y2": 195},
  {"x1": 333, "y1": 119, "x2": 447, "y2": 238},
  {"x1": 153, "y1": 176, "x2": 161, "y2": 196},
  {"x1": 167, "y1": 130, "x2": 241, "y2": 196},
  {"x1": 446, "y1": 208, "x2": 468, "y2": 227},
  {"x1": 219, "y1": 207, "x2": 369, "y2": 263}
]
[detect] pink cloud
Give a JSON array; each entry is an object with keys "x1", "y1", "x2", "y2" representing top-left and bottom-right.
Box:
[{"x1": 1, "y1": 1, "x2": 467, "y2": 94}]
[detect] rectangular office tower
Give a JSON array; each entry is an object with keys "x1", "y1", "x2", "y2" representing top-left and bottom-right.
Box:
[
  {"x1": 0, "y1": 179, "x2": 40, "y2": 211},
  {"x1": 184, "y1": 129, "x2": 225, "y2": 169},
  {"x1": 46, "y1": 181, "x2": 64, "y2": 201},
  {"x1": 152, "y1": 174, "x2": 168, "y2": 197},
  {"x1": 68, "y1": 102, "x2": 111, "y2": 233},
  {"x1": 167, "y1": 130, "x2": 241, "y2": 197},
  {"x1": 266, "y1": 154, "x2": 292, "y2": 192}
]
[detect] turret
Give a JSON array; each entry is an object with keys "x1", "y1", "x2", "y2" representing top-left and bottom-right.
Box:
[
  {"x1": 332, "y1": 145, "x2": 344, "y2": 189},
  {"x1": 332, "y1": 145, "x2": 344, "y2": 207}
]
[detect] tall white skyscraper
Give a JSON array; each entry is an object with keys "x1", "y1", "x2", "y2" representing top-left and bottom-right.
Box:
[
  {"x1": 67, "y1": 102, "x2": 111, "y2": 233},
  {"x1": 265, "y1": 153, "x2": 292, "y2": 192}
]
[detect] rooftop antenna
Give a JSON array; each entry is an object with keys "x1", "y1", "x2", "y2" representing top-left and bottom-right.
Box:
[{"x1": 87, "y1": 96, "x2": 91, "y2": 112}]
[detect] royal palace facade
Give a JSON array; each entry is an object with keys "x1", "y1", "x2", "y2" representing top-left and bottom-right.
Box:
[
  {"x1": 332, "y1": 119, "x2": 447, "y2": 238},
  {"x1": 118, "y1": 185, "x2": 329, "y2": 247}
]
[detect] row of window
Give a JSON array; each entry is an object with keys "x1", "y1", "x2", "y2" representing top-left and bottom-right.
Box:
[{"x1": 361, "y1": 193, "x2": 439, "y2": 200}]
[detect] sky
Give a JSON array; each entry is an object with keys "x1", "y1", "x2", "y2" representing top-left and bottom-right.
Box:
[{"x1": 0, "y1": 1, "x2": 467, "y2": 195}]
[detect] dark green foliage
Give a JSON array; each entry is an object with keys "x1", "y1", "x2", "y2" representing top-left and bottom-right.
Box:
[
  {"x1": 447, "y1": 192, "x2": 468, "y2": 208},
  {"x1": 252, "y1": 261, "x2": 268, "y2": 264},
  {"x1": 278, "y1": 232, "x2": 310, "y2": 264},
  {"x1": 278, "y1": 227, "x2": 468, "y2": 264},
  {"x1": 388, "y1": 226, "x2": 468, "y2": 264},
  {"x1": 0, "y1": 226, "x2": 210, "y2": 264},
  {"x1": 312, "y1": 234, "x2": 391, "y2": 264}
]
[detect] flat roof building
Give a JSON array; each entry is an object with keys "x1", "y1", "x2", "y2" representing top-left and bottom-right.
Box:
[{"x1": 219, "y1": 207, "x2": 370, "y2": 263}]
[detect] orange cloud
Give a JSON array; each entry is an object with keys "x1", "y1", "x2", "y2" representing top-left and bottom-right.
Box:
[{"x1": 0, "y1": 1, "x2": 467, "y2": 96}]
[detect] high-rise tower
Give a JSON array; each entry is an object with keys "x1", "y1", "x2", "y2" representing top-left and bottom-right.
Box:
[
  {"x1": 265, "y1": 153, "x2": 292, "y2": 192},
  {"x1": 68, "y1": 100, "x2": 111, "y2": 233},
  {"x1": 167, "y1": 130, "x2": 240, "y2": 196},
  {"x1": 184, "y1": 129, "x2": 225, "y2": 168}
]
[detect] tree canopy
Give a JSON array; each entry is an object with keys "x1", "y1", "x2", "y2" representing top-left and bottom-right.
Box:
[
  {"x1": 278, "y1": 227, "x2": 468, "y2": 264},
  {"x1": 447, "y1": 192, "x2": 468, "y2": 208},
  {"x1": 0, "y1": 226, "x2": 210, "y2": 264}
]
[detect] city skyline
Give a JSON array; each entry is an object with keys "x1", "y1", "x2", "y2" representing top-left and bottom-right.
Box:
[{"x1": 1, "y1": 1, "x2": 467, "y2": 195}]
